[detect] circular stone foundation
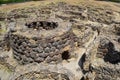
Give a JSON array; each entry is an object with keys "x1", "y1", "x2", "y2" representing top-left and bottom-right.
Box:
[{"x1": 9, "y1": 20, "x2": 75, "y2": 64}]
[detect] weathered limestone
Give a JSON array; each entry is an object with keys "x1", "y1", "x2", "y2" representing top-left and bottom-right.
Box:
[
  {"x1": 15, "y1": 71, "x2": 70, "y2": 80},
  {"x1": 82, "y1": 38, "x2": 120, "y2": 80}
]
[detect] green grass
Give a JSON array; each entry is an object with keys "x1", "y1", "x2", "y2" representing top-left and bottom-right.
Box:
[{"x1": 0, "y1": 0, "x2": 31, "y2": 4}]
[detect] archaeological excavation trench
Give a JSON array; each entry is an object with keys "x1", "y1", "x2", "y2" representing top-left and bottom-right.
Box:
[{"x1": 0, "y1": 1, "x2": 120, "y2": 80}]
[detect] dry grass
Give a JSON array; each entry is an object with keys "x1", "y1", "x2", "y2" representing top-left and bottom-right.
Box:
[
  {"x1": 0, "y1": 0, "x2": 119, "y2": 12},
  {"x1": 0, "y1": 0, "x2": 85, "y2": 12}
]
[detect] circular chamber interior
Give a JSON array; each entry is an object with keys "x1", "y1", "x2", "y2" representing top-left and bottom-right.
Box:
[{"x1": 25, "y1": 21, "x2": 58, "y2": 30}]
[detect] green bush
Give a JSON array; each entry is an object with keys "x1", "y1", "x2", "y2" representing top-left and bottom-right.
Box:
[
  {"x1": 102, "y1": 0, "x2": 120, "y2": 2},
  {"x1": 109, "y1": 0, "x2": 120, "y2": 2},
  {"x1": 0, "y1": 0, "x2": 31, "y2": 4}
]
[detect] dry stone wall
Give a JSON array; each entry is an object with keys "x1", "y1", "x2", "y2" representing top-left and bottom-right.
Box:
[{"x1": 15, "y1": 71, "x2": 70, "y2": 80}]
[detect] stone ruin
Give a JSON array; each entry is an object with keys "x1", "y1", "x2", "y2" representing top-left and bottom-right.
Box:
[
  {"x1": 8, "y1": 20, "x2": 76, "y2": 64},
  {"x1": 15, "y1": 71, "x2": 70, "y2": 80}
]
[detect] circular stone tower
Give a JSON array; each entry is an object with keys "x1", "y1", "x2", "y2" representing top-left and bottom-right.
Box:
[{"x1": 9, "y1": 20, "x2": 76, "y2": 64}]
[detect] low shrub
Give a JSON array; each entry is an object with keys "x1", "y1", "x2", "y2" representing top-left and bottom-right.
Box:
[
  {"x1": 99, "y1": 0, "x2": 120, "y2": 2},
  {"x1": 0, "y1": 0, "x2": 31, "y2": 4}
]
